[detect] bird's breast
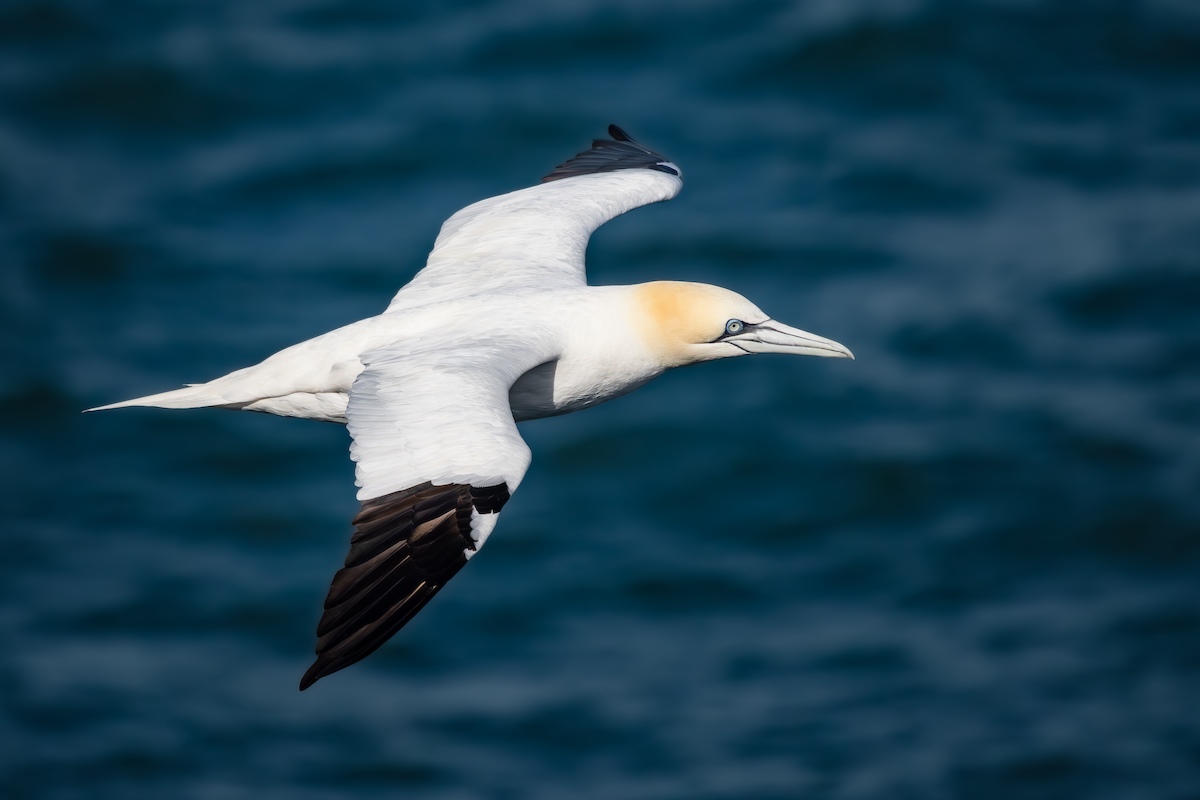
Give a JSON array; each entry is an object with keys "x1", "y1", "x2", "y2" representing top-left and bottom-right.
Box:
[{"x1": 509, "y1": 354, "x2": 660, "y2": 422}]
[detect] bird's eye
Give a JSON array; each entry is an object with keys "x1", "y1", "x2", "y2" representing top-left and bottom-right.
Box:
[{"x1": 725, "y1": 319, "x2": 744, "y2": 335}]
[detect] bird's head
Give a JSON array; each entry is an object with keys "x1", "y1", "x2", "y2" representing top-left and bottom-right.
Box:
[{"x1": 633, "y1": 281, "x2": 853, "y2": 368}]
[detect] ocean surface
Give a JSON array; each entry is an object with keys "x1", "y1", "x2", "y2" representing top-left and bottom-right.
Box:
[{"x1": 3, "y1": 0, "x2": 1199, "y2": 797}]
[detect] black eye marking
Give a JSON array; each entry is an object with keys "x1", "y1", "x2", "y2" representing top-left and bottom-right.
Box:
[{"x1": 712, "y1": 319, "x2": 755, "y2": 343}]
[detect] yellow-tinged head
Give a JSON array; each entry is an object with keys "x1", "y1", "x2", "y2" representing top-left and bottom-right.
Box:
[{"x1": 632, "y1": 281, "x2": 854, "y2": 368}]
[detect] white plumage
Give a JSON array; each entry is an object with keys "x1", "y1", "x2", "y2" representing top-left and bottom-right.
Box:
[
  {"x1": 88, "y1": 126, "x2": 852, "y2": 689},
  {"x1": 387, "y1": 169, "x2": 680, "y2": 311}
]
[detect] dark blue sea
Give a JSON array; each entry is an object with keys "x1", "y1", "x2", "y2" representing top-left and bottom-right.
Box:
[{"x1": 3, "y1": 1, "x2": 1199, "y2": 797}]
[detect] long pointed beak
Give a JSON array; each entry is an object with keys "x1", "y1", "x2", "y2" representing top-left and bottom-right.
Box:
[{"x1": 728, "y1": 320, "x2": 854, "y2": 359}]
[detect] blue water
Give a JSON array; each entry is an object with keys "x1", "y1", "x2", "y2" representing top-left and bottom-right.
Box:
[{"x1": 3, "y1": 0, "x2": 1200, "y2": 797}]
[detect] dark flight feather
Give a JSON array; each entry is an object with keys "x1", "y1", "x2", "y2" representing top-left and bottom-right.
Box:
[
  {"x1": 541, "y1": 124, "x2": 679, "y2": 183},
  {"x1": 300, "y1": 481, "x2": 509, "y2": 690}
]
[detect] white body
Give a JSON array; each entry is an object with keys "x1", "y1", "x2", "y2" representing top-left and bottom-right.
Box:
[{"x1": 174, "y1": 285, "x2": 664, "y2": 426}]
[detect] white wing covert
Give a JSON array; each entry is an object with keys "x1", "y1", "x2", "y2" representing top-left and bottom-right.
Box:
[
  {"x1": 385, "y1": 126, "x2": 682, "y2": 312},
  {"x1": 300, "y1": 337, "x2": 549, "y2": 689}
]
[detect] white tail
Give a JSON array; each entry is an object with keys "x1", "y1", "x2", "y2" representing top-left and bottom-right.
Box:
[{"x1": 85, "y1": 383, "x2": 240, "y2": 413}]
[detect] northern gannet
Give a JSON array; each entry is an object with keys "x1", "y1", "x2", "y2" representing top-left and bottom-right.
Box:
[{"x1": 88, "y1": 126, "x2": 853, "y2": 690}]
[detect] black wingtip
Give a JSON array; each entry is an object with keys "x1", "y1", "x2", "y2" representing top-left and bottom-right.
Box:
[
  {"x1": 608, "y1": 124, "x2": 632, "y2": 142},
  {"x1": 299, "y1": 665, "x2": 319, "y2": 691},
  {"x1": 300, "y1": 654, "x2": 341, "y2": 691},
  {"x1": 299, "y1": 482, "x2": 513, "y2": 691},
  {"x1": 542, "y1": 125, "x2": 679, "y2": 183}
]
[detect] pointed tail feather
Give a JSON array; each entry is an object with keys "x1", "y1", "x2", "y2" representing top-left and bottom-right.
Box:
[{"x1": 85, "y1": 384, "x2": 239, "y2": 413}]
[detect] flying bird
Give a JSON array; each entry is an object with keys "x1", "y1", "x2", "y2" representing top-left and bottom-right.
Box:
[{"x1": 88, "y1": 125, "x2": 853, "y2": 690}]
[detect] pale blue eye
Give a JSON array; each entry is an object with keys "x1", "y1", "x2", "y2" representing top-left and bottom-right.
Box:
[{"x1": 725, "y1": 319, "x2": 744, "y2": 335}]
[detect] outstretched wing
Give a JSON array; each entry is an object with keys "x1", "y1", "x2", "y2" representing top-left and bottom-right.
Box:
[
  {"x1": 300, "y1": 338, "x2": 547, "y2": 690},
  {"x1": 385, "y1": 126, "x2": 682, "y2": 313}
]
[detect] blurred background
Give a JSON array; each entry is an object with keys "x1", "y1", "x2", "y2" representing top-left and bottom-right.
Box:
[{"x1": 3, "y1": 0, "x2": 1199, "y2": 797}]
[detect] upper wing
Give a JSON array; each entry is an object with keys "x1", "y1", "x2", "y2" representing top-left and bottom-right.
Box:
[
  {"x1": 385, "y1": 126, "x2": 682, "y2": 313},
  {"x1": 300, "y1": 339, "x2": 546, "y2": 690}
]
